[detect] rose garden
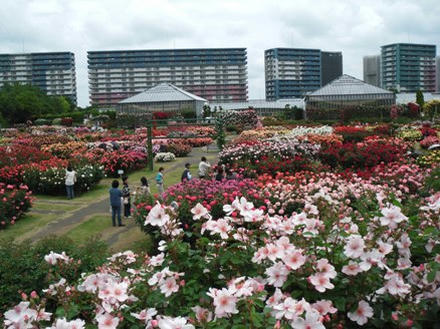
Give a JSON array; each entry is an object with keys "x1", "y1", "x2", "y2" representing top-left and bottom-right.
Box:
[{"x1": 0, "y1": 106, "x2": 440, "y2": 329}]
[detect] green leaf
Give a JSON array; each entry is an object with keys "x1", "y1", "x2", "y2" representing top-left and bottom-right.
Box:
[
  {"x1": 427, "y1": 270, "x2": 437, "y2": 283},
  {"x1": 334, "y1": 297, "x2": 346, "y2": 311},
  {"x1": 55, "y1": 307, "x2": 66, "y2": 318}
]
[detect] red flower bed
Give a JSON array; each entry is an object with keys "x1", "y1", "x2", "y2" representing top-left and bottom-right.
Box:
[
  {"x1": 0, "y1": 145, "x2": 51, "y2": 167},
  {"x1": 420, "y1": 126, "x2": 438, "y2": 137},
  {"x1": 98, "y1": 149, "x2": 147, "y2": 177},
  {"x1": 318, "y1": 138, "x2": 406, "y2": 169},
  {"x1": 0, "y1": 183, "x2": 33, "y2": 228},
  {"x1": 333, "y1": 126, "x2": 371, "y2": 142}
]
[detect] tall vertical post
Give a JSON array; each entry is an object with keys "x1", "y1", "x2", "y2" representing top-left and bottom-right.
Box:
[{"x1": 147, "y1": 122, "x2": 153, "y2": 171}]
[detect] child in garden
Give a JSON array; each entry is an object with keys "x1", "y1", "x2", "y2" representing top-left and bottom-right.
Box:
[
  {"x1": 156, "y1": 167, "x2": 165, "y2": 197},
  {"x1": 121, "y1": 176, "x2": 131, "y2": 218},
  {"x1": 109, "y1": 180, "x2": 124, "y2": 227},
  {"x1": 65, "y1": 165, "x2": 77, "y2": 199},
  {"x1": 181, "y1": 163, "x2": 192, "y2": 182},
  {"x1": 138, "y1": 176, "x2": 150, "y2": 195}
]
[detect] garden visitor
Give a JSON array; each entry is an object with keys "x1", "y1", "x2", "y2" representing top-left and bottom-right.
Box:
[
  {"x1": 122, "y1": 176, "x2": 131, "y2": 218},
  {"x1": 198, "y1": 156, "x2": 211, "y2": 179},
  {"x1": 181, "y1": 163, "x2": 192, "y2": 182},
  {"x1": 138, "y1": 176, "x2": 150, "y2": 195},
  {"x1": 65, "y1": 165, "x2": 77, "y2": 199},
  {"x1": 215, "y1": 166, "x2": 225, "y2": 181},
  {"x1": 225, "y1": 168, "x2": 237, "y2": 180},
  {"x1": 109, "y1": 180, "x2": 124, "y2": 227},
  {"x1": 156, "y1": 167, "x2": 165, "y2": 197}
]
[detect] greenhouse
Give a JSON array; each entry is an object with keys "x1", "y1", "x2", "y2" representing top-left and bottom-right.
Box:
[
  {"x1": 305, "y1": 74, "x2": 395, "y2": 120},
  {"x1": 117, "y1": 83, "x2": 207, "y2": 118}
]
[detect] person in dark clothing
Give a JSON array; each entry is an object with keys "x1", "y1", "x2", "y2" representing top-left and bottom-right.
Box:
[
  {"x1": 215, "y1": 167, "x2": 224, "y2": 181},
  {"x1": 109, "y1": 180, "x2": 124, "y2": 227},
  {"x1": 121, "y1": 176, "x2": 131, "y2": 218},
  {"x1": 225, "y1": 168, "x2": 237, "y2": 180},
  {"x1": 181, "y1": 163, "x2": 192, "y2": 182}
]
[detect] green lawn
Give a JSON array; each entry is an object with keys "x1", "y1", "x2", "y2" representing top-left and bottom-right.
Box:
[
  {"x1": 0, "y1": 213, "x2": 58, "y2": 242},
  {"x1": 63, "y1": 214, "x2": 111, "y2": 244}
]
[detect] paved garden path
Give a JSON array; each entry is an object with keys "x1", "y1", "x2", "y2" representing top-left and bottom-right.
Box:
[{"x1": 25, "y1": 146, "x2": 219, "y2": 249}]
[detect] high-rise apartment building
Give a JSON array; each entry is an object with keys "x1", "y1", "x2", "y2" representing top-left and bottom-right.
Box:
[
  {"x1": 381, "y1": 43, "x2": 436, "y2": 92},
  {"x1": 87, "y1": 48, "x2": 248, "y2": 106},
  {"x1": 321, "y1": 51, "x2": 343, "y2": 86},
  {"x1": 0, "y1": 52, "x2": 77, "y2": 103},
  {"x1": 436, "y1": 56, "x2": 440, "y2": 92},
  {"x1": 265, "y1": 48, "x2": 342, "y2": 100},
  {"x1": 363, "y1": 55, "x2": 381, "y2": 87}
]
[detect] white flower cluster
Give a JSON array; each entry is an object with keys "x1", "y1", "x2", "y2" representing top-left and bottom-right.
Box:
[
  {"x1": 287, "y1": 125, "x2": 333, "y2": 137},
  {"x1": 154, "y1": 152, "x2": 176, "y2": 162}
]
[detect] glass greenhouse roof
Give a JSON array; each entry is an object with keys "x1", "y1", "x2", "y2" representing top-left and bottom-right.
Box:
[
  {"x1": 308, "y1": 74, "x2": 394, "y2": 98},
  {"x1": 119, "y1": 83, "x2": 207, "y2": 104}
]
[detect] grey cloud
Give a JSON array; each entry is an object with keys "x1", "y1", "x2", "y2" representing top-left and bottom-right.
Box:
[{"x1": 0, "y1": 0, "x2": 439, "y2": 106}]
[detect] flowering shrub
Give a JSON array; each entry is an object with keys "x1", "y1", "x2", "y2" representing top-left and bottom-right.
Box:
[
  {"x1": 186, "y1": 138, "x2": 213, "y2": 147},
  {"x1": 218, "y1": 109, "x2": 259, "y2": 131},
  {"x1": 165, "y1": 142, "x2": 192, "y2": 157},
  {"x1": 238, "y1": 127, "x2": 291, "y2": 141},
  {"x1": 417, "y1": 150, "x2": 440, "y2": 167},
  {"x1": 0, "y1": 145, "x2": 51, "y2": 167},
  {"x1": 60, "y1": 117, "x2": 73, "y2": 126},
  {"x1": 23, "y1": 164, "x2": 104, "y2": 195},
  {"x1": 154, "y1": 152, "x2": 176, "y2": 162},
  {"x1": 5, "y1": 191, "x2": 440, "y2": 328},
  {"x1": 288, "y1": 125, "x2": 333, "y2": 137},
  {"x1": 420, "y1": 136, "x2": 440, "y2": 149},
  {"x1": 333, "y1": 126, "x2": 373, "y2": 142},
  {"x1": 219, "y1": 140, "x2": 320, "y2": 168},
  {"x1": 153, "y1": 111, "x2": 173, "y2": 120},
  {"x1": 42, "y1": 142, "x2": 87, "y2": 159},
  {"x1": 0, "y1": 183, "x2": 32, "y2": 228},
  {"x1": 397, "y1": 128, "x2": 423, "y2": 141},
  {"x1": 98, "y1": 150, "x2": 147, "y2": 177},
  {"x1": 14, "y1": 134, "x2": 72, "y2": 148},
  {"x1": 318, "y1": 138, "x2": 407, "y2": 169}
]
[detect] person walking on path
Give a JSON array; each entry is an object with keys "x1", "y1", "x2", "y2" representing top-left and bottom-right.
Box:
[
  {"x1": 198, "y1": 157, "x2": 211, "y2": 179},
  {"x1": 65, "y1": 165, "x2": 77, "y2": 199},
  {"x1": 121, "y1": 176, "x2": 131, "y2": 218},
  {"x1": 156, "y1": 167, "x2": 165, "y2": 197},
  {"x1": 181, "y1": 163, "x2": 192, "y2": 182},
  {"x1": 109, "y1": 180, "x2": 124, "y2": 227}
]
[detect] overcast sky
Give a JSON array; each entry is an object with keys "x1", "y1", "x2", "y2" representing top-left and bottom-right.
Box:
[{"x1": 1, "y1": 0, "x2": 439, "y2": 107}]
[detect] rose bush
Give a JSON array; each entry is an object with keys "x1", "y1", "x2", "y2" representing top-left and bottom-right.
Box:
[
  {"x1": 4, "y1": 190, "x2": 440, "y2": 328},
  {"x1": 0, "y1": 183, "x2": 33, "y2": 228},
  {"x1": 154, "y1": 152, "x2": 176, "y2": 163}
]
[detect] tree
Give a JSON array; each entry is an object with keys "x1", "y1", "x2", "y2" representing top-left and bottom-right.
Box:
[
  {"x1": 202, "y1": 104, "x2": 211, "y2": 118},
  {"x1": 416, "y1": 90, "x2": 425, "y2": 108},
  {"x1": 423, "y1": 100, "x2": 440, "y2": 120},
  {"x1": 0, "y1": 83, "x2": 71, "y2": 125}
]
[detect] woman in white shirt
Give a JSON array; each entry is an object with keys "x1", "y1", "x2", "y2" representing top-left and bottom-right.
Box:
[
  {"x1": 65, "y1": 165, "x2": 77, "y2": 199},
  {"x1": 198, "y1": 156, "x2": 211, "y2": 179}
]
